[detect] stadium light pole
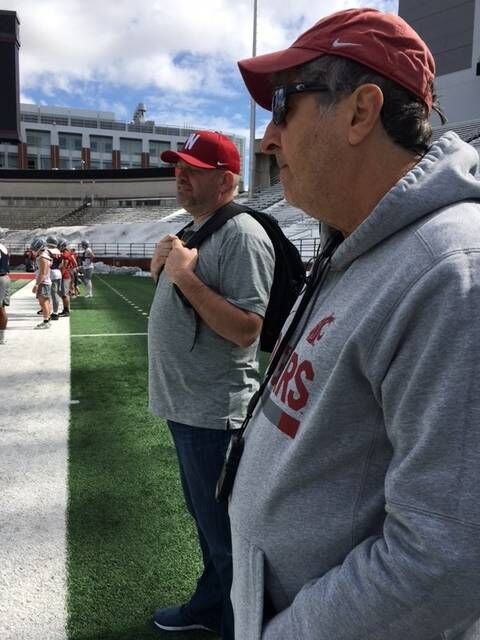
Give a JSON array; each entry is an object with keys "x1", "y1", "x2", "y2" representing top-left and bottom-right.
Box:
[{"x1": 248, "y1": 0, "x2": 258, "y2": 199}]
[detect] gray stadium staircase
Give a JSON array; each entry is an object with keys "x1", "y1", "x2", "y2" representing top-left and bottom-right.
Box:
[{"x1": 239, "y1": 179, "x2": 284, "y2": 210}]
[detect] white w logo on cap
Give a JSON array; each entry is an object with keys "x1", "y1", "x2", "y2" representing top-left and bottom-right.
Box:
[{"x1": 184, "y1": 133, "x2": 200, "y2": 150}]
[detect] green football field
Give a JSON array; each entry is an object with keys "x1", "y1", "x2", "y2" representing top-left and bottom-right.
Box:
[{"x1": 67, "y1": 274, "x2": 219, "y2": 640}]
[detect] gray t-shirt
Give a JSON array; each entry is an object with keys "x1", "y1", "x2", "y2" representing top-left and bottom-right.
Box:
[{"x1": 148, "y1": 211, "x2": 275, "y2": 430}]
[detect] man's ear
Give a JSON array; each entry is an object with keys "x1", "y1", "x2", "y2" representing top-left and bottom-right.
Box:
[
  {"x1": 347, "y1": 84, "x2": 384, "y2": 146},
  {"x1": 219, "y1": 170, "x2": 235, "y2": 194}
]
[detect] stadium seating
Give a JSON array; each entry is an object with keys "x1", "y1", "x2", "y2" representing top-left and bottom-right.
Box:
[
  {"x1": 432, "y1": 118, "x2": 480, "y2": 148},
  {"x1": 72, "y1": 202, "x2": 181, "y2": 225},
  {"x1": 0, "y1": 198, "x2": 183, "y2": 229},
  {"x1": 0, "y1": 206, "x2": 79, "y2": 230},
  {"x1": 240, "y1": 179, "x2": 284, "y2": 211}
]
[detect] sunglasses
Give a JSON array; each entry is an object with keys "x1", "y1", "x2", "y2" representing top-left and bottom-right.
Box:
[{"x1": 272, "y1": 82, "x2": 337, "y2": 126}]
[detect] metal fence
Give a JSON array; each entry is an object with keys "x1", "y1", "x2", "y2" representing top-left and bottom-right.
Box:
[{"x1": 6, "y1": 237, "x2": 321, "y2": 262}]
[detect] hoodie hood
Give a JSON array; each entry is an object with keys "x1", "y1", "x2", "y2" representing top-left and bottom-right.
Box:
[{"x1": 324, "y1": 132, "x2": 480, "y2": 270}]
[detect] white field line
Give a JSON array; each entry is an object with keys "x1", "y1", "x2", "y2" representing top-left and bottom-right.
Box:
[
  {"x1": 72, "y1": 333, "x2": 148, "y2": 337},
  {"x1": 0, "y1": 283, "x2": 68, "y2": 640},
  {"x1": 96, "y1": 276, "x2": 150, "y2": 319}
]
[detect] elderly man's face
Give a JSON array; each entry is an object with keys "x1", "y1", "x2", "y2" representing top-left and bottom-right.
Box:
[{"x1": 261, "y1": 85, "x2": 348, "y2": 225}]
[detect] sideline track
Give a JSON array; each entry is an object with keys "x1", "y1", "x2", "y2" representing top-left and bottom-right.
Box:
[{"x1": 0, "y1": 282, "x2": 69, "y2": 640}]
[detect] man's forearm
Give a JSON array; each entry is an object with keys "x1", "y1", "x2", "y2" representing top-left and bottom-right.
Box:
[{"x1": 174, "y1": 270, "x2": 262, "y2": 347}]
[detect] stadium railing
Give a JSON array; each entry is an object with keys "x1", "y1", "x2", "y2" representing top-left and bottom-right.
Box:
[{"x1": 6, "y1": 238, "x2": 321, "y2": 262}]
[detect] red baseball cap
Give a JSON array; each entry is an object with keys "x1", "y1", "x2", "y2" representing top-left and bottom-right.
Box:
[
  {"x1": 238, "y1": 8, "x2": 435, "y2": 113},
  {"x1": 161, "y1": 130, "x2": 241, "y2": 174}
]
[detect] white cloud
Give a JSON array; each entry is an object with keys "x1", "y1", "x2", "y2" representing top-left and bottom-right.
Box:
[
  {"x1": 20, "y1": 92, "x2": 35, "y2": 104},
  {"x1": 7, "y1": 0, "x2": 398, "y2": 95}
]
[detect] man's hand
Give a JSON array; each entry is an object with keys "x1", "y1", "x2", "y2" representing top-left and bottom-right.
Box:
[
  {"x1": 164, "y1": 237, "x2": 198, "y2": 285},
  {"x1": 32, "y1": 284, "x2": 37, "y2": 293},
  {"x1": 150, "y1": 234, "x2": 177, "y2": 282}
]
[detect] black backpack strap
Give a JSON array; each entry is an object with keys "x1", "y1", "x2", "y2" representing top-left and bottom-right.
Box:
[
  {"x1": 174, "y1": 201, "x2": 251, "y2": 307},
  {"x1": 155, "y1": 220, "x2": 194, "y2": 282},
  {"x1": 157, "y1": 202, "x2": 242, "y2": 282},
  {"x1": 182, "y1": 201, "x2": 245, "y2": 248},
  {"x1": 176, "y1": 220, "x2": 194, "y2": 241}
]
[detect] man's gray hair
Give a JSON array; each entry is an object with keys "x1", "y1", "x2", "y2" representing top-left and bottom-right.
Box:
[{"x1": 281, "y1": 55, "x2": 446, "y2": 155}]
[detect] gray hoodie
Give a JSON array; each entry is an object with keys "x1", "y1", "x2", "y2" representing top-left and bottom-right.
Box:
[{"x1": 229, "y1": 132, "x2": 480, "y2": 640}]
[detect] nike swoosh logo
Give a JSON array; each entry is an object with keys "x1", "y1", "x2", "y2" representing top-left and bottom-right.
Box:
[
  {"x1": 332, "y1": 38, "x2": 361, "y2": 48},
  {"x1": 217, "y1": 162, "x2": 229, "y2": 166}
]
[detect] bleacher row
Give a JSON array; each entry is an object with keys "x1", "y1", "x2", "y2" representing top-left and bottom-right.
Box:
[
  {"x1": 432, "y1": 120, "x2": 480, "y2": 146},
  {"x1": 0, "y1": 200, "x2": 182, "y2": 230},
  {"x1": 243, "y1": 180, "x2": 285, "y2": 211},
  {"x1": 0, "y1": 206, "x2": 81, "y2": 230}
]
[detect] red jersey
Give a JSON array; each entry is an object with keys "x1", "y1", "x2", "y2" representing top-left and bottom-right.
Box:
[{"x1": 61, "y1": 249, "x2": 78, "y2": 279}]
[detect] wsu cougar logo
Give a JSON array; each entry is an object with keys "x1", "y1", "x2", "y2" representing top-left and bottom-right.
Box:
[{"x1": 307, "y1": 314, "x2": 335, "y2": 345}]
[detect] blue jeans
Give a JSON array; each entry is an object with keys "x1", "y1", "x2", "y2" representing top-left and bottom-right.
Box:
[{"x1": 168, "y1": 420, "x2": 234, "y2": 640}]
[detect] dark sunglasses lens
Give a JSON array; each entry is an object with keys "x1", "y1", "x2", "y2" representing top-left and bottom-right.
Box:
[{"x1": 272, "y1": 87, "x2": 286, "y2": 125}]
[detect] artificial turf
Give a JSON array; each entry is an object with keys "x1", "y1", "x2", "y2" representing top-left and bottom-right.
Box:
[
  {"x1": 67, "y1": 275, "x2": 219, "y2": 640},
  {"x1": 8, "y1": 278, "x2": 30, "y2": 295}
]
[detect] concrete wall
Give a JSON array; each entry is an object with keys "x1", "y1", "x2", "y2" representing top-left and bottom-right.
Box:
[
  {"x1": 399, "y1": 0, "x2": 480, "y2": 124},
  {"x1": 399, "y1": 0, "x2": 476, "y2": 75},
  {"x1": 0, "y1": 175, "x2": 176, "y2": 200},
  {"x1": 434, "y1": 69, "x2": 480, "y2": 123}
]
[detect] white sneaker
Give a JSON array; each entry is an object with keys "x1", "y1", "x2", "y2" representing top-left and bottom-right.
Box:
[{"x1": 35, "y1": 320, "x2": 51, "y2": 330}]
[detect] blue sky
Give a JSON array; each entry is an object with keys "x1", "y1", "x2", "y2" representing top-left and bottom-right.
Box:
[{"x1": 6, "y1": 0, "x2": 398, "y2": 142}]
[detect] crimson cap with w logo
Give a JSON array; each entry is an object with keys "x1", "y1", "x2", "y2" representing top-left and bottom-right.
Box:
[
  {"x1": 161, "y1": 130, "x2": 240, "y2": 174},
  {"x1": 238, "y1": 7, "x2": 435, "y2": 114}
]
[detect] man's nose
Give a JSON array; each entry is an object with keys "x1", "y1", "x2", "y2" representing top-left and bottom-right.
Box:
[
  {"x1": 261, "y1": 120, "x2": 281, "y2": 154},
  {"x1": 175, "y1": 166, "x2": 189, "y2": 181}
]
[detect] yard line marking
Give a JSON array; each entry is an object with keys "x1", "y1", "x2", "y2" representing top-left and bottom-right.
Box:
[
  {"x1": 71, "y1": 332, "x2": 148, "y2": 338},
  {"x1": 96, "y1": 276, "x2": 149, "y2": 318}
]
